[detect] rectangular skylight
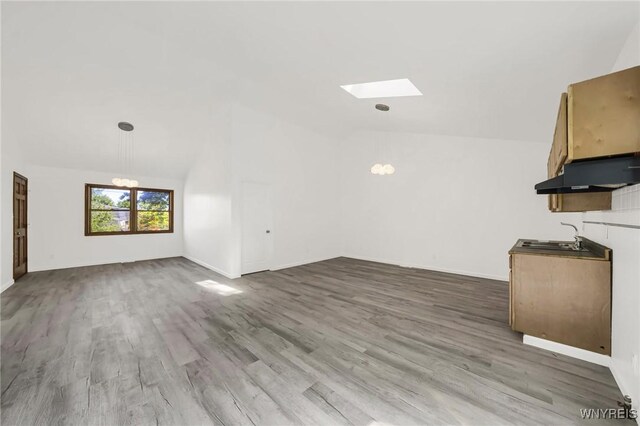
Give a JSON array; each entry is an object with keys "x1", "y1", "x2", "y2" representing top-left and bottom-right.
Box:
[{"x1": 340, "y1": 78, "x2": 422, "y2": 99}]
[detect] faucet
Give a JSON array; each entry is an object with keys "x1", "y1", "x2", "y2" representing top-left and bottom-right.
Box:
[{"x1": 561, "y1": 222, "x2": 583, "y2": 250}]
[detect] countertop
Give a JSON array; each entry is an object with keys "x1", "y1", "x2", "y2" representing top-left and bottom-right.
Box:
[{"x1": 509, "y1": 238, "x2": 611, "y2": 261}]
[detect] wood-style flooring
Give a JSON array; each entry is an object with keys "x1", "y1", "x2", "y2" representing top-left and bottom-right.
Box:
[{"x1": 1, "y1": 257, "x2": 629, "y2": 425}]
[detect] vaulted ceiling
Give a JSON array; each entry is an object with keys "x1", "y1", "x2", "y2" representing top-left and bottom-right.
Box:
[{"x1": 2, "y1": 1, "x2": 638, "y2": 178}]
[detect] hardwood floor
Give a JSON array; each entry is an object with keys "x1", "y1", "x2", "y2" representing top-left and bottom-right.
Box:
[{"x1": 1, "y1": 257, "x2": 628, "y2": 425}]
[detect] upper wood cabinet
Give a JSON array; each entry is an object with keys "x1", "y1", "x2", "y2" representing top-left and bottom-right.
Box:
[
  {"x1": 547, "y1": 93, "x2": 612, "y2": 212},
  {"x1": 548, "y1": 92, "x2": 568, "y2": 178},
  {"x1": 548, "y1": 192, "x2": 611, "y2": 213},
  {"x1": 544, "y1": 66, "x2": 638, "y2": 213},
  {"x1": 567, "y1": 65, "x2": 640, "y2": 162}
]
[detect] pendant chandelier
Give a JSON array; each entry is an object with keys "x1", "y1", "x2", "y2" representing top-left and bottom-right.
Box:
[
  {"x1": 370, "y1": 163, "x2": 395, "y2": 175},
  {"x1": 370, "y1": 104, "x2": 395, "y2": 176},
  {"x1": 112, "y1": 122, "x2": 139, "y2": 188}
]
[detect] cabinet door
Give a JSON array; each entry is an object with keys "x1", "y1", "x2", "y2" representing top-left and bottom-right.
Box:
[
  {"x1": 508, "y1": 268, "x2": 514, "y2": 327},
  {"x1": 512, "y1": 254, "x2": 611, "y2": 354},
  {"x1": 547, "y1": 93, "x2": 568, "y2": 178},
  {"x1": 548, "y1": 194, "x2": 559, "y2": 212},
  {"x1": 548, "y1": 192, "x2": 611, "y2": 212},
  {"x1": 545, "y1": 93, "x2": 613, "y2": 213},
  {"x1": 568, "y1": 65, "x2": 640, "y2": 161}
]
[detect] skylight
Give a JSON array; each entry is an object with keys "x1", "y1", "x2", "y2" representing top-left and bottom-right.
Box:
[{"x1": 340, "y1": 78, "x2": 422, "y2": 99}]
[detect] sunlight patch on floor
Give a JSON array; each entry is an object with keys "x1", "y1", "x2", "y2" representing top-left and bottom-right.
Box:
[{"x1": 195, "y1": 280, "x2": 243, "y2": 296}]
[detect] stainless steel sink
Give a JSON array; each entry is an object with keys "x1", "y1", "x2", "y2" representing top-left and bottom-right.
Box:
[{"x1": 517, "y1": 240, "x2": 587, "y2": 252}]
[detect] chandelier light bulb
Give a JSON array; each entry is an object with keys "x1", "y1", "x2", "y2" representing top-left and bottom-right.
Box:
[
  {"x1": 382, "y1": 164, "x2": 395, "y2": 175},
  {"x1": 370, "y1": 163, "x2": 395, "y2": 175},
  {"x1": 111, "y1": 177, "x2": 139, "y2": 187}
]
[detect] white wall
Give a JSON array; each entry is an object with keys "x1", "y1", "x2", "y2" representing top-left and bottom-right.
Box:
[
  {"x1": 611, "y1": 22, "x2": 639, "y2": 73},
  {"x1": 578, "y1": 22, "x2": 640, "y2": 409},
  {"x1": 339, "y1": 131, "x2": 578, "y2": 281},
  {"x1": 182, "y1": 102, "x2": 342, "y2": 277},
  {"x1": 24, "y1": 165, "x2": 183, "y2": 272},
  {"x1": 231, "y1": 103, "x2": 342, "y2": 271},
  {"x1": 183, "y1": 104, "x2": 240, "y2": 278},
  {"x1": 581, "y1": 206, "x2": 640, "y2": 405}
]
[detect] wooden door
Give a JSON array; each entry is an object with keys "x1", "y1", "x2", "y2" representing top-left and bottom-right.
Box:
[{"x1": 13, "y1": 173, "x2": 28, "y2": 280}]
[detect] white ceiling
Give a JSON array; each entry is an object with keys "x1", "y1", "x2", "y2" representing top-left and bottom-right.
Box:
[{"x1": 2, "y1": 1, "x2": 638, "y2": 178}]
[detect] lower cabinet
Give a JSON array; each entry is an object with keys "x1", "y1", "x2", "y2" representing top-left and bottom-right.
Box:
[{"x1": 509, "y1": 253, "x2": 611, "y2": 355}]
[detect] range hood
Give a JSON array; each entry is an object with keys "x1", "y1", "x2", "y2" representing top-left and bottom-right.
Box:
[{"x1": 535, "y1": 156, "x2": 640, "y2": 194}]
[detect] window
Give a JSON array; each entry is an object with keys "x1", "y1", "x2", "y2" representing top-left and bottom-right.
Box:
[{"x1": 85, "y1": 184, "x2": 173, "y2": 235}]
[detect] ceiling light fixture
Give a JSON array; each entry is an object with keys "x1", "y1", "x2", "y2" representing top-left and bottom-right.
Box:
[
  {"x1": 341, "y1": 78, "x2": 422, "y2": 99},
  {"x1": 370, "y1": 163, "x2": 395, "y2": 176},
  {"x1": 370, "y1": 106, "x2": 395, "y2": 176},
  {"x1": 112, "y1": 122, "x2": 139, "y2": 188}
]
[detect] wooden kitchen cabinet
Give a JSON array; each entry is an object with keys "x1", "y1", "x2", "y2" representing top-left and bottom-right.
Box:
[
  {"x1": 548, "y1": 192, "x2": 611, "y2": 212},
  {"x1": 509, "y1": 249, "x2": 612, "y2": 355},
  {"x1": 547, "y1": 92, "x2": 568, "y2": 179},
  {"x1": 546, "y1": 66, "x2": 640, "y2": 166},
  {"x1": 544, "y1": 66, "x2": 638, "y2": 212},
  {"x1": 568, "y1": 66, "x2": 640, "y2": 161}
]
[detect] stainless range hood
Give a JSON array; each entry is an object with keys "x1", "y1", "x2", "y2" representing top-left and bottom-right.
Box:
[{"x1": 535, "y1": 156, "x2": 640, "y2": 194}]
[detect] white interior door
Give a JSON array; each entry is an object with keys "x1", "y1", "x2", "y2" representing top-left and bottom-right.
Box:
[{"x1": 241, "y1": 182, "x2": 273, "y2": 275}]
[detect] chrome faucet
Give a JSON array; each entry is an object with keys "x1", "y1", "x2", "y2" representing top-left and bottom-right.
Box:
[{"x1": 561, "y1": 222, "x2": 583, "y2": 250}]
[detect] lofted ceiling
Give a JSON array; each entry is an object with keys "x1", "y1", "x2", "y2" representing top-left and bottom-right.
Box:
[{"x1": 2, "y1": 1, "x2": 638, "y2": 178}]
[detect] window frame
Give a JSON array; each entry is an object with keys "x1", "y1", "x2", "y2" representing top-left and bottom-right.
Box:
[{"x1": 85, "y1": 183, "x2": 174, "y2": 236}]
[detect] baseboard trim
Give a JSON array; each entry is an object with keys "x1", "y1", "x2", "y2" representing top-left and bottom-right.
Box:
[
  {"x1": 270, "y1": 256, "x2": 339, "y2": 272},
  {"x1": 610, "y1": 361, "x2": 639, "y2": 422},
  {"x1": 342, "y1": 254, "x2": 508, "y2": 282},
  {"x1": 523, "y1": 335, "x2": 611, "y2": 367},
  {"x1": 1, "y1": 279, "x2": 15, "y2": 293},
  {"x1": 29, "y1": 255, "x2": 184, "y2": 273},
  {"x1": 183, "y1": 256, "x2": 240, "y2": 279}
]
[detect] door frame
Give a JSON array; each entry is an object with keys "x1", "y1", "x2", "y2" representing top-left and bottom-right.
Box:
[
  {"x1": 13, "y1": 172, "x2": 28, "y2": 280},
  {"x1": 240, "y1": 181, "x2": 273, "y2": 275}
]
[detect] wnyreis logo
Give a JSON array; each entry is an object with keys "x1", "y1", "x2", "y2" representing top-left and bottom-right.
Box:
[{"x1": 580, "y1": 408, "x2": 638, "y2": 420}]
